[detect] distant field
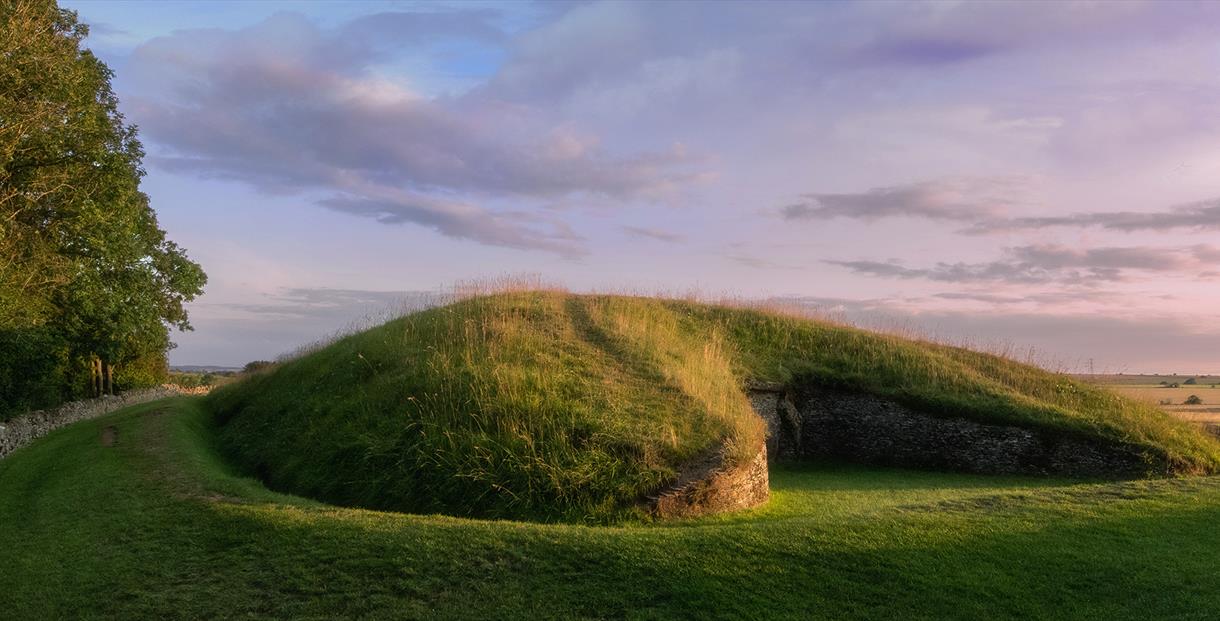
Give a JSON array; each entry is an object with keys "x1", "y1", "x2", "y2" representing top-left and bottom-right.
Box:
[
  {"x1": 167, "y1": 370, "x2": 237, "y2": 390},
  {"x1": 1077, "y1": 374, "x2": 1220, "y2": 387},
  {"x1": 1080, "y1": 375, "x2": 1220, "y2": 427}
]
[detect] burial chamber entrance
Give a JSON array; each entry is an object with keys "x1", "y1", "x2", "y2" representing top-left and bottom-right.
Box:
[
  {"x1": 651, "y1": 380, "x2": 1156, "y2": 518},
  {"x1": 745, "y1": 382, "x2": 1154, "y2": 479}
]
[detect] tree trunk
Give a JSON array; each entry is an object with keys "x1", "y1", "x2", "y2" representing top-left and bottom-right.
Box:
[
  {"x1": 92, "y1": 357, "x2": 101, "y2": 397},
  {"x1": 104, "y1": 360, "x2": 113, "y2": 396}
]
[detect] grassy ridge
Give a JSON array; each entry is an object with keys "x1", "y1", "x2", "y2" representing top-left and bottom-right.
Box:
[
  {"x1": 208, "y1": 292, "x2": 1220, "y2": 522},
  {"x1": 6, "y1": 398, "x2": 1220, "y2": 619}
]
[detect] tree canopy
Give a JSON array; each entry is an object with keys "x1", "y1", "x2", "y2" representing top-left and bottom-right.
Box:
[{"x1": 0, "y1": 0, "x2": 206, "y2": 417}]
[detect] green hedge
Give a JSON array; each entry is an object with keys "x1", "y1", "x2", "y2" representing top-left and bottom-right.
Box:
[{"x1": 0, "y1": 328, "x2": 77, "y2": 420}]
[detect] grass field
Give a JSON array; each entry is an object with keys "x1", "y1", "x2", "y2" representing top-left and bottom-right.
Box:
[
  {"x1": 207, "y1": 291, "x2": 1220, "y2": 523},
  {"x1": 1076, "y1": 374, "x2": 1220, "y2": 387},
  {"x1": 1108, "y1": 385, "x2": 1219, "y2": 405},
  {"x1": 1080, "y1": 375, "x2": 1220, "y2": 428},
  {"x1": 6, "y1": 397, "x2": 1220, "y2": 619},
  {"x1": 166, "y1": 370, "x2": 237, "y2": 390}
]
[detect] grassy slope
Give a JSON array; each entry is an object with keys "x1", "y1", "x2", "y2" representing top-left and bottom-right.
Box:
[
  {"x1": 6, "y1": 398, "x2": 1220, "y2": 619},
  {"x1": 207, "y1": 292, "x2": 1220, "y2": 522},
  {"x1": 209, "y1": 292, "x2": 764, "y2": 522}
]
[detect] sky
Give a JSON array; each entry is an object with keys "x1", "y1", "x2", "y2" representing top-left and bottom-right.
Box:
[{"x1": 62, "y1": 0, "x2": 1220, "y2": 374}]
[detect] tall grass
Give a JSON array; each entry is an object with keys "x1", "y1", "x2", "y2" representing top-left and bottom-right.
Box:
[
  {"x1": 207, "y1": 287, "x2": 1220, "y2": 523},
  {"x1": 210, "y1": 290, "x2": 752, "y2": 521}
]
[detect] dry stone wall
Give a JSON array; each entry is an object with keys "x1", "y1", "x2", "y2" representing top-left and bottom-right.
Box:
[
  {"x1": 747, "y1": 384, "x2": 1156, "y2": 478},
  {"x1": 747, "y1": 384, "x2": 801, "y2": 462},
  {"x1": 652, "y1": 444, "x2": 769, "y2": 519},
  {"x1": 0, "y1": 387, "x2": 182, "y2": 460}
]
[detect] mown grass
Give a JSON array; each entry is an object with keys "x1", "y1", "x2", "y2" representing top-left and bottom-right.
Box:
[
  {"x1": 6, "y1": 398, "x2": 1220, "y2": 619},
  {"x1": 207, "y1": 291, "x2": 1220, "y2": 522}
]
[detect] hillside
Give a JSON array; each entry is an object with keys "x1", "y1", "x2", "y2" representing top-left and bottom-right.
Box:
[{"x1": 206, "y1": 291, "x2": 1220, "y2": 522}]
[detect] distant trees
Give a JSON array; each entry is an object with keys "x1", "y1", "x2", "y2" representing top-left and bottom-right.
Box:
[
  {"x1": 242, "y1": 361, "x2": 275, "y2": 374},
  {"x1": 1185, "y1": 378, "x2": 1198, "y2": 385},
  {"x1": 1186, "y1": 395, "x2": 1204, "y2": 405},
  {"x1": 0, "y1": 1, "x2": 205, "y2": 418}
]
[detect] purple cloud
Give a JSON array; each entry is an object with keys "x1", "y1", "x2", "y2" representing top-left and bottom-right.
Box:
[
  {"x1": 729, "y1": 255, "x2": 800, "y2": 270},
  {"x1": 963, "y1": 199, "x2": 1220, "y2": 234},
  {"x1": 827, "y1": 244, "x2": 1218, "y2": 285},
  {"x1": 622, "y1": 226, "x2": 683, "y2": 243},
  {"x1": 781, "y1": 178, "x2": 1023, "y2": 222},
  {"x1": 126, "y1": 11, "x2": 702, "y2": 255}
]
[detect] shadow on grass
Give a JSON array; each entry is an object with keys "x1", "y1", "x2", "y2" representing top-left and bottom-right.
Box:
[{"x1": 768, "y1": 460, "x2": 1085, "y2": 493}]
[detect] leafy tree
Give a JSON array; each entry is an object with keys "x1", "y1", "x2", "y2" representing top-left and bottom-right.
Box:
[
  {"x1": 0, "y1": 1, "x2": 205, "y2": 415},
  {"x1": 242, "y1": 360, "x2": 275, "y2": 374},
  {"x1": 0, "y1": 327, "x2": 69, "y2": 414}
]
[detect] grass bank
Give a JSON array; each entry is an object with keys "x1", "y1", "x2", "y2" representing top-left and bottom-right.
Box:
[
  {"x1": 207, "y1": 292, "x2": 1220, "y2": 522},
  {"x1": 4, "y1": 398, "x2": 1220, "y2": 619}
]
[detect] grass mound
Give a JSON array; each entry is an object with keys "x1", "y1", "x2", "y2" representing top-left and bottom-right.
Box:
[{"x1": 207, "y1": 292, "x2": 1220, "y2": 521}]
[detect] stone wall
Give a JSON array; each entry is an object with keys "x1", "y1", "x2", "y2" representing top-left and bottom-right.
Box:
[
  {"x1": 747, "y1": 383, "x2": 801, "y2": 462},
  {"x1": 0, "y1": 387, "x2": 182, "y2": 460},
  {"x1": 747, "y1": 384, "x2": 1157, "y2": 478},
  {"x1": 651, "y1": 443, "x2": 770, "y2": 519}
]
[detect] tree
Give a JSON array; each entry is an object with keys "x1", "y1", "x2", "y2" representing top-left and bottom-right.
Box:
[
  {"x1": 1, "y1": 3, "x2": 97, "y2": 296},
  {"x1": 0, "y1": 1, "x2": 204, "y2": 414},
  {"x1": 1185, "y1": 378, "x2": 1197, "y2": 385},
  {"x1": 242, "y1": 360, "x2": 275, "y2": 374},
  {"x1": 1185, "y1": 395, "x2": 1203, "y2": 405}
]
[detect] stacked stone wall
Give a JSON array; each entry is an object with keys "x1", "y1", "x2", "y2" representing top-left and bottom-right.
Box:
[
  {"x1": 0, "y1": 388, "x2": 185, "y2": 460},
  {"x1": 746, "y1": 384, "x2": 1154, "y2": 478}
]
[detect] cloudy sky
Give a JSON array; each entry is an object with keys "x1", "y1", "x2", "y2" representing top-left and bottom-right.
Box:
[{"x1": 65, "y1": 0, "x2": 1220, "y2": 373}]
